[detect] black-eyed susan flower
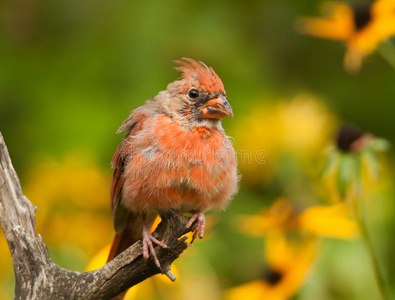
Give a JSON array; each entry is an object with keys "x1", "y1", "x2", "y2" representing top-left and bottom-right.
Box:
[
  {"x1": 321, "y1": 124, "x2": 390, "y2": 300},
  {"x1": 230, "y1": 198, "x2": 357, "y2": 300},
  {"x1": 321, "y1": 124, "x2": 390, "y2": 198},
  {"x1": 239, "y1": 198, "x2": 357, "y2": 240},
  {"x1": 224, "y1": 235, "x2": 316, "y2": 300},
  {"x1": 296, "y1": 0, "x2": 395, "y2": 72}
]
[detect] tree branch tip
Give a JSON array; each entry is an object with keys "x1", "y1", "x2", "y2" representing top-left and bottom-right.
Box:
[{"x1": 165, "y1": 270, "x2": 176, "y2": 282}]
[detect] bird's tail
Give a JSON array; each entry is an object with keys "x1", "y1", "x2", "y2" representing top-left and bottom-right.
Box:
[
  {"x1": 108, "y1": 229, "x2": 136, "y2": 263},
  {"x1": 107, "y1": 213, "x2": 156, "y2": 300}
]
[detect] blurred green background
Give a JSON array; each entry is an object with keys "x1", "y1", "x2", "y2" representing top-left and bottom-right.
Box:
[{"x1": 0, "y1": 0, "x2": 394, "y2": 299}]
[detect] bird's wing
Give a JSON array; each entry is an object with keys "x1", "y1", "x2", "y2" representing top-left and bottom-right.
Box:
[
  {"x1": 108, "y1": 109, "x2": 158, "y2": 266},
  {"x1": 110, "y1": 110, "x2": 149, "y2": 233}
]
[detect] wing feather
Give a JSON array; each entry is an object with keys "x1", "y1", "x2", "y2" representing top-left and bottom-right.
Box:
[{"x1": 110, "y1": 111, "x2": 149, "y2": 232}]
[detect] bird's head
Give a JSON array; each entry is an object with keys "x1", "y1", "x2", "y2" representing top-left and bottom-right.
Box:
[{"x1": 157, "y1": 58, "x2": 233, "y2": 128}]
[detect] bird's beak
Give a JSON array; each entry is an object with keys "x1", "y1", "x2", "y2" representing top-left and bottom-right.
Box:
[{"x1": 201, "y1": 94, "x2": 233, "y2": 120}]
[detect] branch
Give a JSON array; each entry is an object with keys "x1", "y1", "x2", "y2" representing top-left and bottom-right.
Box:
[{"x1": 0, "y1": 131, "x2": 193, "y2": 299}]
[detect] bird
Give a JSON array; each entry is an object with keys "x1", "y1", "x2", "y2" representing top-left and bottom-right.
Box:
[{"x1": 107, "y1": 58, "x2": 238, "y2": 275}]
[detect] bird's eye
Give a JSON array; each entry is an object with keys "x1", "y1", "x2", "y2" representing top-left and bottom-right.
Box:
[{"x1": 187, "y1": 89, "x2": 199, "y2": 99}]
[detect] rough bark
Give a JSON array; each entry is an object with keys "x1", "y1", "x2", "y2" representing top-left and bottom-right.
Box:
[{"x1": 0, "y1": 132, "x2": 192, "y2": 299}]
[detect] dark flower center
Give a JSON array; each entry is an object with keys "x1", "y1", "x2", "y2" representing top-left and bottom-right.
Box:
[
  {"x1": 352, "y1": 5, "x2": 372, "y2": 30},
  {"x1": 262, "y1": 268, "x2": 283, "y2": 285},
  {"x1": 336, "y1": 125, "x2": 364, "y2": 152}
]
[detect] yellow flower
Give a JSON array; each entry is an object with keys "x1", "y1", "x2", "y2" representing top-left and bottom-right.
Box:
[
  {"x1": 298, "y1": 202, "x2": 358, "y2": 238},
  {"x1": 296, "y1": 0, "x2": 395, "y2": 72},
  {"x1": 239, "y1": 198, "x2": 357, "y2": 239},
  {"x1": 239, "y1": 198, "x2": 295, "y2": 236},
  {"x1": 234, "y1": 95, "x2": 335, "y2": 186},
  {"x1": 230, "y1": 198, "x2": 357, "y2": 300},
  {"x1": 224, "y1": 235, "x2": 317, "y2": 300}
]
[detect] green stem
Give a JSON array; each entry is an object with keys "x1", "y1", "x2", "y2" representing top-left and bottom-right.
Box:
[{"x1": 351, "y1": 197, "x2": 388, "y2": 300}]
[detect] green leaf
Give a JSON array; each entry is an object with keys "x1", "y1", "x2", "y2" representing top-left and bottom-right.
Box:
[
  {"x1": 337, "y1": 154, "x2": 356, "y2": 198},
  {"x1": 371, "y1": 138, "x2": 390, "y2": 152},
  {"x1": 362, "y1": 148, "x2": 380, "y2": 180},
  {"x1": 319, "y1": 149, "x2": 339, "y2": 178},
  {"x1": 354, "y1": 153, "x2": 362, "y2": 192}
]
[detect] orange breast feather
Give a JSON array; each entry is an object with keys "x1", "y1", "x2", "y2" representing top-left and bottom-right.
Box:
[{"x1": 122, "y1": 115, "x2": 238, "y2": 213}]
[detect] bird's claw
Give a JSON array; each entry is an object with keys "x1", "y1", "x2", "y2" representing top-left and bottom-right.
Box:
[
  {"x1": 186, "y1": 211, "x2": 205, "y2": 243},
  {"x1": 142, "y1": 225, "x2": 167, "y2": 268}
]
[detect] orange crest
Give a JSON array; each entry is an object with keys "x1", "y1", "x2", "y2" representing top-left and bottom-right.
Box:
[{"x1": 174, "y1": 58, "x2": 225, "y2": 94}]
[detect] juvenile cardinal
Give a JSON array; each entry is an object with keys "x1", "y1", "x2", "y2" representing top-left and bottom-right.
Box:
[{"x1": 107, "y1": 58, "x2": 238, "y2": 275}]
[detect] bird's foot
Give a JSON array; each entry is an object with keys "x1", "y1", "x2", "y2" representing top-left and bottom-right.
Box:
[
  {"x1": 186, "y1": 211, "x2": 205, "y2": 243},
  {"x1": 142, "y1": 224, "x2": 167, "y2": 268}
]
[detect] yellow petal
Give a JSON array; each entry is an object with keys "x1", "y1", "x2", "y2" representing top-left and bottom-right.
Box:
[
  {"x1": 371, "y1": 0, "x2": 395, "y2": 17},
  {"x1": 298, "y1": 202, "x2": 358, "y2": 239},
  {"x1": 265, "y1": 234, "x2": 316, "y2": 269},
  {"x1": 344, "y1": 0, "x2": 395, "y2": 72},
  {"x1": 275, "y1": 239, "x2": 316, "y2": 299},
  {"x1": 264, "y1": 235, "x2": 317, "y2": 299},
  {"x1": 224, "y1": 280, "x2": 281, "y2": 300},
  {"x1": 239, "y1": 198, "x2": 293, "y2": 236},
  {"x1": 295, "y1": 2, "x2": 354, "y2": 40},
  {"x1": 239, "y1": 215, "x2": 279, "y2": 236}
]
